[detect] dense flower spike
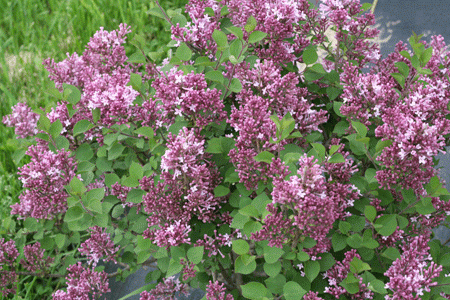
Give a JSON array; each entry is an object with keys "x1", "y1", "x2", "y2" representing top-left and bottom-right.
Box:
[
  {"x1": 20, "y1": 242, "x2": 54, "y2": 273},
  {"x1": 11, "y1": 144, "x2": 77, "y2": 219},
  {"x1": 138, "y1": 276, "x2": 189, "y2": 300},
  {"x1": 324, "y1": 250, "x2": 374, "y2": 299},
  {"x1": 206, "y1": 280, "x2": 234, "y2": 300},
  {"x1": 52, "y1": 262, "x2": 110, "y2": 300},
  {"x1": 79, "y1": 226, "x2": 119, "y2": 267},
  {"x1": 384, "y1": 233, "x2": 443, "y2": 299},
  {"x1": 2, "y1": 102, "x2": 40, "y2": 139},
  {"x1": 152, "y1": 68, "x2": 226, "y2": 128},
  {"x1": 0, "y1": 239, "x2": 19, "y2": 297}
]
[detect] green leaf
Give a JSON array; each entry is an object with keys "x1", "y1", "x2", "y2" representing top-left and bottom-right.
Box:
[
  {"x1": 333, "y1": 101, "x2": 345, "y2": 117},
  {"x1": 415, "y1": 197, "x2": 436, "y2": 215},
  {"x1": 230, "y1": 213, "x2": 249, "y2": 230},
  {"x1": 129, "y1": 73, "x2": 142, "y2": 91},
  {"x1": 229, "y1": 77, "x2": 242, "y2": 93},
  {"x1": 420, "y1": 47, "x2": 433, "y2": 65},
  {"x1": 245, "y1": 15, "x2": 257, "y2": 33},
  {"x1": 241, "y1": 282, "x2": 269, "y2": 300},
  {"x1": 187, "y1": 246, "x2": 204, "y2": 264},
  {"x1": 374, "y1": 214, "x2": 397, "y2": 236},
  {"x1": 328, "y1": 153, "x2": 345, "y2": 163},
  {"x1": 134, "y1": 127, "x2": 154, "y2": 138},
  {"x1": 235, "y1": 255, "x2": 257, "y2": 275},
  {"x1": 205, "y1": 70, "x2": 225, "y2": 84},
  {"x1": 93, "y1": 213, "x2": 109, "y2": 227},
  {"x1": 240, "y1": 204, "x2": 259, "y2": 218},
  {"x1": 395, "y1": 61, "x2": 410, "y2": 78},
  {"x1": 227, "y1": 26, "x2": 243, "y2": 40},
  {"x1": 55, "y1": 136, "x2": 70, "y2": 150},
  {"x1": 214, "y1": 185, "x2": 230, "y2": 197},
  {"x1": 248, "y1": 31, "x2": 267, "y2": 44},
  {"x1": 333, "y1": 120, "x2": 349, "y2": 136},
  {"x1": 364, "y1": 205, "x2": 376, "y2": 222},
  {"x1": 283, "y1": 281, "x2": 306, "y2": 300},
  {"x1": 382, "y1": 247, "x2": 401, "y2": 261},
  {"x1": 64, "y1": 206, "x2": 84, "y2": 222},
  {"x1": 303, "y1": 46, "x2": 318, "y2": 65},
  {"x1": 378, "y1": 189, "x2": 394, "y2": 206},
  {"x1": 439, "y1": 253, "x2": 450, "y2": 267},
  {"x1": 130, "y1": 161, "x2": 144, "y2": 181},
  {"x1": 264, "y1": 261, "x2": 281, "y2": 277},
  {"x1": 304, "y1": 260, "x2": 320, "y2": 282},
  {"x1": 326, "y1": 86, "x2": 342, "y2": 100},
  {"x1": 55, "y1": 234, "x2": 66, "y2": 249},
  {"x1": 347, "y1": 234, "x2": 363, "y2": 248},
  {"x1": 176, "y1": 43, "x2": 193, "y2": 61},
  {"x1": 265, "y1": 274, "x2": 286, "y2": 295},
  {"x1": 254, "y1": 151, "x2": 275, "y2": 163},
  {"x1": 232, "y1": 240, "x2": 250, "y2": 255},
  {"x1": 108, "y1": 143, "x2": 125, "y2": 160},
  {"x1": 213, "y1": 30, "x2": 229, "y2": 48},
  {"x1": 351, "y1": 121, "x2": 367, "y2": 138},
  {"x1": 166, "y1": 258, "x2": 183, "y2": 277},
  {"x1": 391, "y1": 72, "x2": 405, "y2": 88},
  {"x1": 69, "y1": 176, "x2": 86, "y2": 194},
  {"x1": 332, "y1": 233, "x2": 347, "y2": 252},
  {"x1": 319, "y1": 252, "x2": 335, "y2": 271},
  {"x1": 368, "y1": 279, "x2": 387, "y2": 294},
  {"x1": 49, "y1": 119, "x2": 63, "y2": 139},
  {"x1": 147, "y1": 6, "x2": 166, "y2": 19},
  {"x1": 76, "y1": 143, "x2": 94, "y2": 161},
  {"x1": 263, "y1": 245, "x2": 284, "y2": 264},
  {"x1": 311, "y1": 143, "x2": 326, "y2": 160},
  {"x1": 127, "y1": 52, "x2": 147, "y2": 64},
  {"x1": 124, "y1": 189, "x2": 144, "y2": 204},
  {"x1": 73, "y1": 119, "x2": 93, "y2": 136},
  {"x1": 63, "y1": 84, "x2": 81, "y2": 105}
]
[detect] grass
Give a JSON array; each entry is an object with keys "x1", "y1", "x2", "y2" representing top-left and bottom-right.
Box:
[{"x1": 0, "y1": 0, "x2": 188, "y2": 298}]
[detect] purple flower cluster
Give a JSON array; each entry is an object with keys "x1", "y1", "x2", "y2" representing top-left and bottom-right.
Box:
[
  {"x1": 79, "y1": 226, "x2": 119, "y2": 267},
  {"x1": 0, "y1": 239, "x2": 19, "y2": 297},
  {"x1": 141, "y1": 127, "x2": 222, "y2": 248},
  {"x1": 324, "y1": 249, "x2": 374, "y2": 299},
  {"x1": 11, "y1": 144, "x2": 77, "y2": 219},
  {"x1": 384, "y1": 233, "x2": 442, "y2": 299},
  {"x1": 340, "y1": 36, "x2": 450, "y2": 194},
  {"x1": 253, "y1": 155, "x2": 359, "y2": 253},
  {"x1": 194, "y1": 230, "x2": 233, "y2": 258},
  {"x1": 2, "y1": 102, "x2": 39, "y2": 139},
  {"x1": 206, "y1": 280, "x2": 234, "y2": 300},
  {"x1": 139, "y1": 276, "x2": 189, "y2": 300},
  {"x1": 52, "y1": 262, "x2": 110, "y2": 300},
  {"x1": 20, "y1": 242, "x2": 54, "y2": 273},
  {"x1": 152, "y1": 68, "x2": 226, "y2": 128}
]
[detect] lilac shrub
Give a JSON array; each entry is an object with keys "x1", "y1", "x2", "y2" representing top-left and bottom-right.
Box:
[{"x1": 2, "y1": 0, "x2": 450, "y2": 299}]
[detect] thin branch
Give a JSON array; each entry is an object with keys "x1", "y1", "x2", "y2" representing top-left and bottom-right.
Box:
[{"x1": 370, "y1": 0, "x2": 379, "y2": 14}]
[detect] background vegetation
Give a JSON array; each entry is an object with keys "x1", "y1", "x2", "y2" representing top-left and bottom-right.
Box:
[
  {"x1": 0, "y1": 0, "x2": 188, "y2": 218},
  {"x1": 0, "y1": 1, "x2": 187, "y2": 297}
]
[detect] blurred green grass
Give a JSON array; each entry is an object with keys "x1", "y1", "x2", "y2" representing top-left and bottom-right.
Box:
[{"x1": 0, "y1": 0, "x2": 188, "y2": 217}]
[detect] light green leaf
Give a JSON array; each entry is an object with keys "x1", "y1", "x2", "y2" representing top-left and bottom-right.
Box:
[
  {"x1": 248, "y1": 31, "x2": 267, "y2": 44},
  {"x1": 303, "y1": 46, "x2": 318, "y2": 65},
  {"x1": 254, "y1": 151, "x2": 274, "y2": 163},
  {"x1": 73, "y1": 119, "x2": 94, "y2": 136},
  {"x1": 214, "y1": 185, "x2": 230, "y2": 197},
  {"x1": 283, "y1": 281, "x2": 306, "y2": 300},
  {"x1": 176, "y1": 43, "x2": 192, "y2": 61},
  {"x1": 187, "y1": 246, "x2": 204, "y2": 264},
  {"x1": 232, "y1": 240, "x2": 249, "y2": 255},
  {"x1": 241, "y1": 282, "x2": 268, "y2": 300}
]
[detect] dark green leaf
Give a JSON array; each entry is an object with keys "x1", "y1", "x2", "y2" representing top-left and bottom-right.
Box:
[{"x1": 73, "y1": 120, "x2": 93, "y2": 137}]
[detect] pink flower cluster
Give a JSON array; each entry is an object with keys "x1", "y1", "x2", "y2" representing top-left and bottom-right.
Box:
[
  {"x1": 253, "y1": 154, "x2": 359, "y2": 253},
  {"x1": 194, "y1": 230, "x2": 233, "y2": 258},
  {"x1": 152, "y1": 68, "x2": 226, "y2": 128},
  {"x1": 139, "y1": 276, "x2": 189, "y2": 300},
  {"x1": 340, "y1": 36, "x2": 450, "y2": 194},
  {"x1": 52, "y1": 262, "x2": 110, "y2": 300},
  {"x1": 141, "y1": 127, "x2": 222, "y2": 248},
  {"x1": 0, "y1": 239, "x2": 19, "y2": 297},
  {"x1": 43, "y1": 23, "x2": 142, "y2": 141},
  {"x1": 228, "y1": 55, "x2": 326, "y2": 190},
  {"x1": 316, "y1": 0, "x2": 380, "y2": 69},
  {"x1": 324, "y1": 249, "x2": 373, "y2": 299},
  {"x1": 11, "y1": 144, "x2": 77, "y2": 219},
  {"x1": 206, "y1": 280, "x2": 234, "y2": 300},
  {"x1": 384, "y1": 233, "x2": 442, "y2": 299},
  {"x1": 20, "y1": 242, "x2": 54, "y2": 273},
  {"x1": 79, "y1": 226, "x2": 119, "y2": 267},
  {"x1": 2, "y1": 102, "x2": 39, "y2": 139}
]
